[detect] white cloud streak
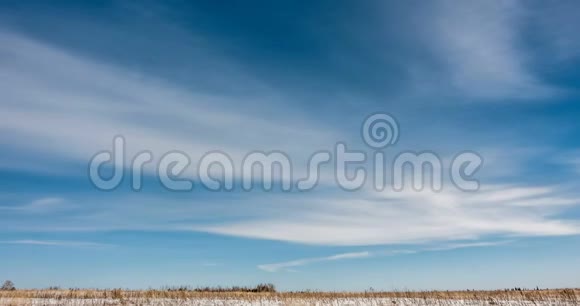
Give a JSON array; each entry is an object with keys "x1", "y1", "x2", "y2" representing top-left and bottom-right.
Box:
[
  {"x1": 258, "y1": 251, "x2": 371, "y2": 272},
  {"x1": 258, "y1": 240, "x2": 510, "y2": 272},
  {"x1": 0, "y1": 240, "x2": 112, "y2": 248},
  {"x1": 0, "y1": 197, "x2": 66, "y2": 213},
  {"x1": 200, "y1": 185, "x2": 580, "y2": 246},
  {"x1": 0, "y1": 30, "x2": 336, "y2": 179},
  {"x1": 2, "y1": 184, "x2": 578, "y2": 248},
  {"x1": 426, "y1": 0, "x2": 557, "y2": 100}
]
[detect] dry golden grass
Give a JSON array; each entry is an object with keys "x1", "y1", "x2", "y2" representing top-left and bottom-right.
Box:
[{"x1": 0, "y1": 288, "x2": 577, "y2": 301}]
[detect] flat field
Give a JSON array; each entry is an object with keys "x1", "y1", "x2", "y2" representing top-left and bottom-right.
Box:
[{"x1": 0, "y1": 289, "x2": 578, "y2": 306}]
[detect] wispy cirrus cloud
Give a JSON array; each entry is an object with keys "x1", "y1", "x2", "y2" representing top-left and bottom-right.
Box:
[
  {"x1": 200, "y1": 184, "x2": 580, "y2": 246},
  {"x1": 0, "y1": 240, "x2": 112, "y2": 248},
  {"x1": 421, "y1": 0, "x2": 558, "y2": 100},
  {"x1": 259, "y1": 240, "x2": 511, "y2": 272},
  {"x1": 0, "y1": 197, "x2": 66, "y2": 213},
  {"x1": 0, "y1": 30, "x2": 337, "y2": 180},
  {"x1": 1, "y1": 183, "x2": 578, "y2": 248},
  {"x1": 1, "y1": 3, "x2": 579, "y2": 254},
  {"x1": 258, "y1": 251, "x2": 372, "y2": 272}
]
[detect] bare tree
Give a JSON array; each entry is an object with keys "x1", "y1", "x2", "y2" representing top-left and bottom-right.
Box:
[{"x1": 1, "y1": 280, "x2": 15, "y2": 291}]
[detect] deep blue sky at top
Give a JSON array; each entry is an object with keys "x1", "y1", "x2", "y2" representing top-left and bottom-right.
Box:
[{"x1": 0, "y1": 0, "x2": 580, "y2": 290}]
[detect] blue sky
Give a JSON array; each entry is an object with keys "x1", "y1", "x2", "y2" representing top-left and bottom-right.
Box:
[{"x1": 1, "y1": 0, "x2": 580, "y2": 291}]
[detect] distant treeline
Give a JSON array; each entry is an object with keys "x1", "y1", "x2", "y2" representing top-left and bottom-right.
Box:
[{"x1": 166, "y1": 283, "x2": 276, "y2": 293}]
